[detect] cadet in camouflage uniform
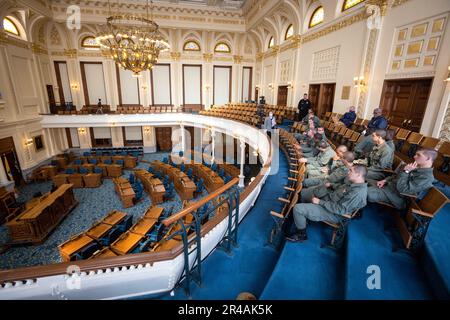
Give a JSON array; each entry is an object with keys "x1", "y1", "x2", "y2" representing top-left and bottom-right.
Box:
[
  {"x1": 301, "y1": 141, "x2": 336, "y2": 178},
  {"x1": 367, "y1": 148, "x2": 437, "y2": 209},
  {"x1": 286, "y1": 165, "x2": 368, "y2": 242},
  {"x1": 365, "y1": 130, "x2": 394, "y2": 180},
  {"x1": 302, "y1": 109, "x2": 321, "y2": 128},
  {"x1": 303, "y1": 145, "x2": 348, "y2": 186}
]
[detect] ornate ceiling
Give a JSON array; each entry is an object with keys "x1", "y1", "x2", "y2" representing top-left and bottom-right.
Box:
[{"x1": 155, "y1": 0, "x2": 246, "y2": 10}]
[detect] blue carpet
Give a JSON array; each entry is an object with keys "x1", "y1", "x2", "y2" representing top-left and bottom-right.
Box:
[
  {"x1": 158, "y1": 148, "x2": 290, "y2": 299},
  {"x1": 421, "y1": 203, "x2": 450, "y2": 299},
  {"x1": 0, "y1": 153, "x2": 208, "y2": 270},
  {"x1": 260, "y1": 223, "x2": 345, "y2": 300},
  {"x1": 345, "y1": 204, "x2": 433, "y2": 300}
]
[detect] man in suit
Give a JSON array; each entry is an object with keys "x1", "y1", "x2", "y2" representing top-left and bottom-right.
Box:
[
  {"x1": 367, "y1": 148, "x2": 436, "y2": 209},
  {"x1": 355, "y1": 108, "x2": 388, "y2": 157},
  {"x1": 298, "y1": 93, "x2": 312, "y2": 121},
  {"x1": 286, "y1": 165, "x2": 368, "y2": 242},
  {"x1": 334, "y1": 106, "x2": 357, "y2": 128}
]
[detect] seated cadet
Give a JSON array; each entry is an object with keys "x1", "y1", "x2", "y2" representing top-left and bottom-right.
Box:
[
  {"x1": 301, "y1": 151, "x2": 355, "y2": 202},
  {"x1": 297, "y1": 132, "x2": 322, "y2": 158},
  {"x1": 286, "y1": 165, "x2": 368, "y2": 242},
  {"x1": 367, "y1": 148, "x2": 436, "y2": 210},
  {"x1": 302, "y1": 109, "x2": 321, "y2": 128},
  {"x1": 355, "y1": 108, "x2": 388, "y2": 158},
  {"x1": 365, "y1": 130, "x2": 394, "y2": 180},
  {"x1": 303, "y1": 147, "x2": 351, "y2": 188},
  {"x1": 300, "y1": 141, "x2": 336, "y2": 178},
  {"x1": 385, "y1": 129, "x2": 395, "y2": 151}
]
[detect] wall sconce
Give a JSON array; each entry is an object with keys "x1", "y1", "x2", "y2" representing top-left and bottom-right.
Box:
[
  {"x1": 268, "y1": 83, "x2": 274, "y2": 90},
  {"x1": 287, "y1": 81, "x2": 294, "y2": 89},
  {"x1": 143, "y1": 127, "x2": 151, "y2": 134},
  {"x1": 445, "y1": 66, "x2": 450, "y2": 82},
  {"x1": 24, "y1": 138, "x2": 33, "y2": 147},
  {"x1": 70, "y1": 83, "x2": 79, "y2": 90},
  {"x1": 353, "y1": 76, "x2": 366, "y2": 88},
  {"x1": 78, "y1": 128, "x2": 86, "y2": 134}
]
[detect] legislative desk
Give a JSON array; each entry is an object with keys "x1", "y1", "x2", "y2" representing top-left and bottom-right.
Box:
[
  {"x1": 151, "y1": 161, "x2": 196, "y2": 200},
  {"x1": 135, "y1": 170, "x2": 165, "y2": 204},
  {"x1": 90, "y1": 247, "x2": 118, "y2": 259},
  {"x1": 59, "y1": 233, "x2": 96, "y2": 262},
  {"x1": 6, "y1": 184, "x2": 78, "y2": 244},
  {"x1": 102, "y1": 210, "x2": 127, "y2": 226},
  {"x1": 171, "y1": 151, "x2": 240, "y2": 178},
  {"x1": 86, "y1": 221, "x2": 114, "y2": 242},
  {"x1": 53, "y1": 174, "x2": 70, "y2": 187},
  {"x1": 113, "y1": 178, "x2": 135, "y2": 208},
  {"x1": 110, "y1": 231, "x2": 145, "y2": 255},
  {"x1": 41, "y1": 165, "x2": 58, "y2": 178},
  {"x1": 186, "y1": 164, "x2": 224, "y2": 192},
  {"x1": 124, "y1": 156, "x2": 137, "y2": 169},
  {"x1": 144, "y1": 206, "x2": 164, "y2": 220},
  {"x1": 129, "y1": 217, "x2": 156, "y2": 236}
]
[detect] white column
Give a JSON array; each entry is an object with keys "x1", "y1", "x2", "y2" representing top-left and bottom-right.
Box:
[
  {"x1": 211, "y1": 129, "x2": 216, "y2": 163},
  {"x1": 239, "y1": 139, "x2": 245, "y2": 188},
  {"x1": 180, "y1": 124, "x2": 186, "y2": 154}
]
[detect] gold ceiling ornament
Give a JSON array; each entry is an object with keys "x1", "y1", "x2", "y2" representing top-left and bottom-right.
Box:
[{"x1": 95, "y1": 0, "x2": 170, "y2": 77}]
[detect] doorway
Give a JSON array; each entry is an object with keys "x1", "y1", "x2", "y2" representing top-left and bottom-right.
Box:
[
  {"x1": 380, "y1": 78, "x2": 433, "y2": 132},
  {"x1": 0, "y1": 137, "x2": 24, "y2": 187},
  {"x1": 155, "y1": 127, "x2": 173, "y2": 152},
  {"x1": 277, "y1": 86, "x2": 288, "y2": 106},
  {"x1": 308, "y1": 83, "x2": 335, "y2": 118}
]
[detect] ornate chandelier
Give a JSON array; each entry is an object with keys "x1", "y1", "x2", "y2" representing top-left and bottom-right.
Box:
[{"x1": 95, "y1": 0, "x2": 170, "y2": 77}]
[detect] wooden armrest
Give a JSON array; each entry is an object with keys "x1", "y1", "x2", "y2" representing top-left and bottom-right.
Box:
[
  {"x1": 270, "y1": 211, "x2": 284, "y2": 219},
  {"x1": 284, "y1": 186, "x2": 295, "y2": 191},
  {"x1": 290, "y1": 170, "x2": 299, "y2": 174},
  {"x1": 410, "y1": 207, "x2": 434, "y2": 218},
  {"x1": 288, "y1": 177, "x2": 297, "y2": 182},
  {"x1": 278, "y1": 197, "x2": 290, "y2": 204}
]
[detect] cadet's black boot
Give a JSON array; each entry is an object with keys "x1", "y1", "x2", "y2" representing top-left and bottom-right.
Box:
[{"x1": 285, "y1": 228, "x2": 307, "y2": 243}]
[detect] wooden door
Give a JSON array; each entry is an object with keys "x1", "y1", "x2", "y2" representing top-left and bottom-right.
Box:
[
  {"x1": 380, "y1": 78, "x2": 432, "y2": 132},
  {"x1": 308, "y1": 84, "x2": 320, "y2": 113},
  {"x1": 277, "y1": 86, "x2": 288, "y2": 106},
  {"x1": 318, "y1": 83, "x2": 335, "y2": 118},
  {"x1": 155, "y1": 127, "x2": 172, "y2": 152},
  {"x1": 0, "y1": 137, "x2": 24, "y2": 187},
  {"x1": 255, "y1": 88, "x2": 259, "y2": 103}
]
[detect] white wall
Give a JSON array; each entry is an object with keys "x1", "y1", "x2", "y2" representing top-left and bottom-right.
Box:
[
  {"x1": 84, "y1": 63, "x2": 107, "y2": 104},
  {"x1": 213, "y1": 66, "x2": 231, "y2": 105},
  {"x1": 151, "y1": 65, "x2": 171, "y2": 105}
]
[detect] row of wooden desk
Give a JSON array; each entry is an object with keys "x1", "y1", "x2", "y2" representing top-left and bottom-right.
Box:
[
  {"x1": 151, "y1": 161, "x2": 197, "y2": 200},
  {"x1": 65, "y1": 163, "x2": 123, "y2": 177},
  {"x1": 113, "y1": 177, "x2": 136, "y2": 208},
  {"x1": 135, "y1": 170, "x2": 165, "y2": 204},
  {"x1": 186, "y1": 164, "x2": 224, "y2": 192},
  {"x1": 59, "y1": 207, "x2": 166, "y2": 261},
  {"x1": 69, "y1": 155, "x2": 137, "y2": 169},
  {"x1": 53, "y1": 172, "x2": 102, "y2": 188},
  {"x1": 6, "y1": 184, "x2": 78, "y2": 244}
]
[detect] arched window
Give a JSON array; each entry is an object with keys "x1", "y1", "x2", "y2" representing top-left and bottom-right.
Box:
[
  {"x1": 285, "y1": 25, "x2": 294, "y2": 40},
  {"x1": 183, "y1": 40, "x2": 201, "y2": 52},
  {"x1": 81, "y1": 36, "x2": 100, "y2": 50},
  {"x1": 3, "y1": 17, "x2": 20, "y2": 36},
  {"x1": 268, "y1": 37, "x2": 274, "y2": 49},
  {"x1": 342, "y1": 0, "x2": 365, "y2": 11},
  {"x1": 309, "y1": 7, "x2": 324, "y2": 28},
  {"x1": 214, "y1": 42, "x2": 231, "y2": 53}
]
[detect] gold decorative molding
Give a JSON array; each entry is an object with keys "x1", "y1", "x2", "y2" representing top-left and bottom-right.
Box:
[
  {"x1": 203, "y1": 53, "x2": 213, "y2": 63},
  {"x1": 280, "y1": 35, "x2": 302, "y2": 53},
  {"x1": 256, "y1": 53, "x2": 263, "y2": 62},
  {"x1": 31, "y1": 43, "x2": 48, "y2": 55},
  {"x1": 302, "y1": 11, "x2": 367, "y2": 44},
  {"x1": 233, "y1": 55, "x2": 243, "y2": 64},
  {"x1": 170, "y1": 52, "x2": 181, "y2": 61},
  {"x1": 366, "y1": 0, "x2": 389, "y2": 16},
  {"x1": 392, "y1": 0, "x2": 412, "y2": 8},
  {"x1": 64, "y1": 49, "x2": 78, "y2": 58}
]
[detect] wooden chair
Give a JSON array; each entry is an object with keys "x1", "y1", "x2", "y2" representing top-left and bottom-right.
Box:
[
  {"x1": 321, "y1": 209, "x2": 362, "y2": 249},
  {"x1": 394, "y1": 128, "x2": 411, "y2": 151},
  {"x1": 269, "y1": 193, "x2": 300, "y2": 245},
  {"x1": 420, "y1": 136, "x2": 440, "y2": 150},
  {"x1": 395, "y1": 187, "x2": 449, "y2": 251},
  {"x1": 434, "y1": 141, "x2": 450, "y2": 185},
  {"x1": 400, "y1": 132, "x2": 424, "y2": 159}
]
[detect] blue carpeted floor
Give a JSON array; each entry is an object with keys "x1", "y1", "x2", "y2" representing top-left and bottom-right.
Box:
[{"x1": 159, "y1": 147, "x2": 290, "y2": 299}]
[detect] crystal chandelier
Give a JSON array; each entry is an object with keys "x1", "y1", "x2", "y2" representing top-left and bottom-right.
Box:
[{"x1": 96, "y1": 0, "x2": 170, "y2": 77}]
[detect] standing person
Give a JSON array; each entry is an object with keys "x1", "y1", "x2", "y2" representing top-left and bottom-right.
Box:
[
  {"x1": 96, "y1": 98, "x2": 103, "y2": 114},
  {"x1": 298, "y1": 93, "x2": 312, "y2": 121}
]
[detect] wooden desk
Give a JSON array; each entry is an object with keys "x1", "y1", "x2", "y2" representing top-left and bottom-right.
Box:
[
  {"x1": 110, "y1": 231, "x2": 144, "y2": 255},
  {"x1": 53, "y1": 174, "x2": 69, "y2": 187},
  {"x1": 152, "y1": 161, "x2": 196, "y2": 200},
  {"x1": 41, "y1": 165, "x2": 57, "y2": 178},
  {"x1": 130, "y1": 217, "x2": 157, "y2": 236},
  {"x1": 124, "y1": 156, "x2": 137, "y2": 169},
  {"x1": 81, "y1": 163, "x2": 94, "y2": 173},
  {"x1": 150, "y1": 179, "x2": 165, "y2": 204},
  {"x1": 54, "y1": 157, "x2": 67, "y2": 169},
  {"x1": 113, "y1": 178, "x2": 136, "y2": 208},
  {"x1": 144, "y1": 206, "x2": 164, "y2": 220},
  {"x1": 90, "y1": 247, "x2": 118, "y2": 259},
  {"x1": 6, "y1": 184, "x2": 77, "y2": 244},
  {"x1": 107, "y1": 164, "x2": 122, "y2": 178},
  {"x1": 102, "y1": 210, "x2": 127, "y2": 226},
  {"x1": 187, "y1": 164, "x2": 224, "y2": 192},
  {"x1": 59, "y1": 233, "x2": 94, "y2": 262},
  {"x1": 86, "y1": 222, "x2": 114, "y2": 241}
]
